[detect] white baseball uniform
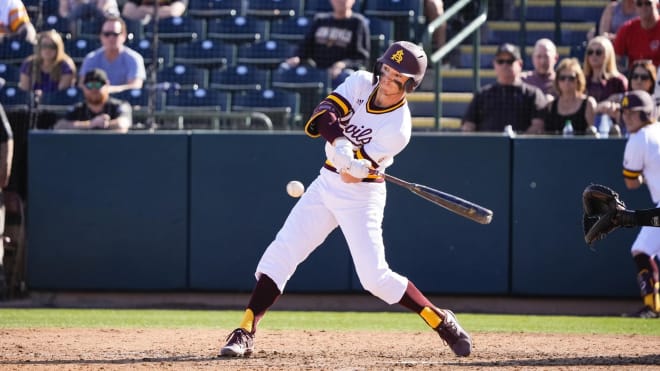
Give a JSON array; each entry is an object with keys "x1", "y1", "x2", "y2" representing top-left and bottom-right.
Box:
[
  {"x1": 0, "y1": 0, "x2": 30, "y2": 36},
  {"x1": 256, "y1": 70, "x2": 412, "y2": 304},
  {"x1": 623, "y1": 121, "x2": 660, "y2": 255}
]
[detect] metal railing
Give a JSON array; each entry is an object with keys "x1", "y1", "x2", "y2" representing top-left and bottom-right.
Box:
[{"x1": 422, "y1": 0, "x2": 489, "y2": 130}]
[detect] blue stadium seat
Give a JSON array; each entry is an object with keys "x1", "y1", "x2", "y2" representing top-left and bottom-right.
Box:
[
  {"x1": 43, "y1": 14, "x2": 70, "y2": 35},
  {"x1": 165, "y1": 88, "x2": 230, "y2": 111},
  {"x1": 0, "y1": 63, "x2": 21, "y2": 87},
  {"x1": 113, "y1": 88, "x2": 164, "y2": 111},
  {"x1": 232, "y1": 88, "x2": 300, "y2": 128},
  {"x1": 368, "y1": 17, "x2": 394, "y2": 65},
  {"x1": 304, "y1": 0, "x2": 362, "y2": 16},
  {"x1": 246, "y1": 0, "x2": 302, "y2": 19},
  {"x1": 269, "y1": 16, "x2": 312, "y2": 42},
  {"x1": 206, "y1": 16, "x2": 268, "y2": 45},
  {"x1": 271, "y1": 65, "x2": 329, "y2": 120},
  {"x1": 0, "y1": 40, "x2": 34, "y2": 66},
  {"x1": 40, "y1": 87, "x2": 84, "y2": 113},
  {"x1": 363, "y1": 0, "x2": 422, "y2": 41},
  {"x1": 0, "y1": 86, "x2": 30, "y2": 111},
  {"x1": 157, "y1": 64, "x2": 209, "y2": 89},
  {"x1": 174, "y1": 40, "x2": 236, "y2": 69},
  {"x1": 64, "y1": 38, "x2": 101, "y2": 65},
  {"x1": 187, "y1": 0, "x2": 243, "y2": 19},
  {"x1": 126, "y1": 39, "x2": 174, "y2": 68},
  {"x1": 209, "y1": 64, "x2": 270, "y2": 91},
  {"x1": 144, "y1": 17, "x2": 205, "y2": 44},
  {"x1": 236, "y1": 40, "x2": 297, "y2": 69}
]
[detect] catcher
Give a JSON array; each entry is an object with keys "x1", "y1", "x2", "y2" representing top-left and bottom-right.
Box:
[{"x1": 582, "y1": 89, "x2": 660, "y2": 319}]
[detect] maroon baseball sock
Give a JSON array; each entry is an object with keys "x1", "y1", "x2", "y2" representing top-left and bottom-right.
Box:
[
  {"x1": 238, "y1": 274, "x2": 281, "y2": 333},
  {"x1": 399, "y1": 281, "x2": 434, "y2": 312}
]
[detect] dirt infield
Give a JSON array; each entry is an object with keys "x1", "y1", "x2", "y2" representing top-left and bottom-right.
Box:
[{"x1": 1, "y1": 328, "x2": 659, "y2": 370}]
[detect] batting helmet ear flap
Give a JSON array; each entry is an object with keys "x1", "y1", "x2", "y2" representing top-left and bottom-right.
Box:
[
  {"x1": 640, "y1": 110, "x2": 649, "y2": 123},
  {"x1": 404, "y1": 78, "x2": 415, "y2": 93},
  {"x1": 372, "y1": 62, "x2": 382, "y2": 85}
]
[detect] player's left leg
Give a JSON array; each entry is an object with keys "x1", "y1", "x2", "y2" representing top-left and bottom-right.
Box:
[{"x1": 624, "y1": 227, "x2": 660, "y2": 318}]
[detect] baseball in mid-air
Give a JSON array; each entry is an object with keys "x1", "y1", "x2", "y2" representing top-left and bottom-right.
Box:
[{"x1": 286, "y1": 180, "x2": 305, "y2": 198}]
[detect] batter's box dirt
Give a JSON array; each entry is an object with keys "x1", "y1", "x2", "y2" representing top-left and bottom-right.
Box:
[{"x1": 1, "y1": 329, "x2": 659, "y2": 370}]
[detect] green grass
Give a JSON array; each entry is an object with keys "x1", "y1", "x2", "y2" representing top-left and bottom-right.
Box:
[{"x1": 1, "y1": 309, "x2": 659, "y2": 336}]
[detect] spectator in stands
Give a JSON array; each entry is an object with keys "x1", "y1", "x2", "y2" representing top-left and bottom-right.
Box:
[
  {"x1": 78, "y1": 16, "x2": 145, "y2": 94},
  {"x1": 18, "y1": 30, "x2": 77, "y2": 93},
  {"x1": 544, "y1": 58, "x2": 597, "y2": 135},
  {"x1": 614, "y1": 0, "x2": 660, "y2": 70},
  {"x1": 0, "y1": 103, "x2": 13, "y2": 301},
  {"x1": 461, "y1": 43, "x2": 547, "y2": 134},
  {"x1": 280, "y1": 0, "x2": 370, "y2": 88},
  {"x1": 583, "y1": 36, "x2": 628, "y2": 103},
  {"x1": 121, "y1": 0, "x2": 188, "y2": 25},
  {"x1": 598, "y1": 0, "x2": 638, "y2": 42},
  {"x1": 424, "y1": 0, "x2": 446, "y2": 50},
  {"x1": 597, "y1": 58, "x2": 657, "y2": 134},
  {"x1": 55, "y1": 68, "x2": 132, "y2": 132},
  {"x1": 0, "y1": 0, "x2": 37, "y2": 44},
  {"x1": 521, "y1": 38, "x2": 559, "y2": 101},
  {"x1": 59, "y1": 0, "x2": 120, "y2": 36}
]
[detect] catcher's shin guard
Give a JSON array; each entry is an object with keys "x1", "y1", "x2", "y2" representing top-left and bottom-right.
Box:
[{"x1": 634, "y1": 254, "x2": 660, "y2": 312}]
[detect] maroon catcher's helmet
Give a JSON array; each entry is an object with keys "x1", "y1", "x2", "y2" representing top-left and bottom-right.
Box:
[{"x1": 372, "y1": 41, "x2": 428, "y2": 92}]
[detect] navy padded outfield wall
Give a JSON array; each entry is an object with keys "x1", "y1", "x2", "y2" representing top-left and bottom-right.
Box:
[{"x1": 27, "y1": 132, "x2": 642, "y2": 298}]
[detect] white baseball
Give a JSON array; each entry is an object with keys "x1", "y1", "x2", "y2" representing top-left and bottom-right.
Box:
[{"x1": 286, "y1": 180, "x2": 305, "y2": 198}]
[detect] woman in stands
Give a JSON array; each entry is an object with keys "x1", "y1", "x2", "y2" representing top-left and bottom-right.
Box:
[
  {"x1": 545, "y1": 57, "x2": 597, "y2": 135},
  {"x1": 583, "y1": 35, "x2": 628, "y2": 103},
  {"x1": 18, "y1": 29, "x2": 77, "y2": 93}
]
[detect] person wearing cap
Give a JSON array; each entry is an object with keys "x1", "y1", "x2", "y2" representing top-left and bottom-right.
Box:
[
  {"x1": 461, "y1": 43, "x2": 548, "y2": 134},
  {"x1": 614, "y1": 0, "x2": 660, "y2": 70},
  {"x1": 78, "y1": 16, "x2": 145, "y2": 94},
  {"x1": 55, "y1": 68, "x2": 132, "y2": 132},
  {"x1": 218, "y1": 41, "x2": 472, "y2": 359},
  {"x1": 619, "y1": 89, "x2": 660, "y2": 318}
]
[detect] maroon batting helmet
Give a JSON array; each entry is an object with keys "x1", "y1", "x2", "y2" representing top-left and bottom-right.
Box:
[{"x1": 372, "y1": 41, "x2": 428, "y2": 92}]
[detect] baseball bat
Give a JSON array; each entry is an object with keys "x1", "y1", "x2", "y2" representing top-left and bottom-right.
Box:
[{"x1": 380, "y1": 172, "x2": 493, "y2": 224}]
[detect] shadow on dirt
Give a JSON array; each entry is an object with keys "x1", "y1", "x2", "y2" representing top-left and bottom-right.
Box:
[{"x1": 449, "y1": 354, "x2": 660, "y2": 367}]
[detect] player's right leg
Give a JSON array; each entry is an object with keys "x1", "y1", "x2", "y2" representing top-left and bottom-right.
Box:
[{"x1": 624, "y1": 249, "x2": 660, "y2": 318}]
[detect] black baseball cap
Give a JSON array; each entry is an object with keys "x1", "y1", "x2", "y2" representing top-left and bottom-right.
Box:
[
  {"x1": 84, "y1": 68, "x2": 108, "y2": 84},
  {"x1": 495, "y1": 43, "x2": 522, "y2": 61}
]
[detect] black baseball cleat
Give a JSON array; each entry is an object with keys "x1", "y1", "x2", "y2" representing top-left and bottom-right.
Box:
[
  {"x1": 219, "y1": 328, "x2": 254, "y2": 357},
  {"x1": 435, "y1": 309, "x2": 472, "y2": 357},
  {"x1": 622, "y1": 306, "x2": 659, "y2": 319}
]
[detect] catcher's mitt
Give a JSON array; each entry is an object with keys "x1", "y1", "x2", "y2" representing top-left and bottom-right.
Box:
[{"x1": 582, "y1": 184, "x2": 627, "y2": 245}]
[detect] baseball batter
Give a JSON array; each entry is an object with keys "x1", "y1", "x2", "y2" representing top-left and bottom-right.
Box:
[
  {"x1": 620, "y1": 90, "x2": 660, "y2": 318},
  {"x1": 219, "y1": 41, "x2": 472, "y2": 357}
]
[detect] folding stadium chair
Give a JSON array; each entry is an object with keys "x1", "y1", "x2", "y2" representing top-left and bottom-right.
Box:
[
  {"x1": 40, "y1": 87, "x2": 84, "y2": 114},
  {"x1": 269, "y1": 16, "x2": 312, "y2": 43},
  {"x1": 271, "y1": 65, "x2": 330, "y2": 121},
  {"x1": 0, "y1": 40, "x2": 34, "y2": 66},
  {"x1": 209, "y1": 64, "x2": 270, "y2": 91},
  {"x1": 236, "y1": 40, "x2": 297, "y2": 69},
  {"x1": 112, "y1": 88, "x2": 165, "y2": 129},
  {"x1": 231, "y1": 88, "x2": 300, "y2": 129},
  {"x1": 187, "y1": 0, "x2": 244, "y2": 19},
  {"x1": 174, "y1": 40, "x2": 236, "y2": 70},
  {"x1": 43, "y1": 14, "x2": 70, "y2": 35},
  {"x1": 303, "y1": 0, "x2": 362, "y2": 16},
  {"x1": 363, "y1": 0, "x2": 422, "y2": 42},
  {"x1": 206, "y1": 16, "x2": 268, "y2": 45},
  {"x1": 126, "y1": 38, "x2": 174, "y2": 69},
  {"x1": 0, "y1": 86, "x2": 30, "y2": 112},
  {"x1": 246, "y1": 0, "x2": 302, "y2": 19},
  {"x1": 0, "y1": 63, "x2": 21, "y2": 87},
  {"x1": 144, "y1": 17, "x2": 205, "y2": 44},
  {"x1": 64, "y1": 37, "x2": 101, "y2": 65},
  {"x1": 164, "y1": 88, "x2": 231, "y2": 129},
  {"x1": 368, "y1": 17, "x2": 394, "y2": 66},
  {"x1": 158, "y1": 64, "x2": 209, "y2": 89}
]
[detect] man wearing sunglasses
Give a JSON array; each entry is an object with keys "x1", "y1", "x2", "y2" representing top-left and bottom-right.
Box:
[
  {"x1": 461, "y1": 43, "x2": 548, "y2": 134},
  {"x1": 78, "y1": 16, "x2": 145, "y2": 94},
  {"x1": 614, "y1": 0, "x2": 660, "y2": 70},
  {"x1": 55, "y1": 68, "x2": 132, "y2": 132}
]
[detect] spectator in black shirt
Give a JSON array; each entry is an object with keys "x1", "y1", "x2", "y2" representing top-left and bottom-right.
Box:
[
  {"x1": 54, "y1": 68, "x2": 132, "y2": 132},
  {"x1": 0, "y1": 103, "x2": 14, "y2": 300},
  {"x1": 461, "y1": 43, "x2": 547, "y2": 134},
  {"x1": 280, "y1": 0, "x2": 370, "y2": 88}
]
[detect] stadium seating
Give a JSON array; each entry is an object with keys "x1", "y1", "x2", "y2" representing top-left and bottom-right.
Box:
[
  {"x1": 303, "y1": 0, "x2": 362, "y2": 16},
  {"x1": 246, "y1": 0, "x2": 302, "y2": 19},
  {"x1": 269, "y1": 16, "x2": 312, "y2": 43},
  {"x1": 39, "y1": 87, "x2": 84, "y2": 113},
  {"x1": 164, "y1": 88, "x2": 231, "y2": 129},
  {"x1": 236, "y1": 40, "x2": 297, "y2": 69},
  {"x1": 126, "y1": 39, "x2": 174, "y2": 68},
  {"x1": 206, "y1": 16, "x2": 268, "y2": 45},
  {"x1": 362, "y1": 0, "x2": 422, "y2": 41},
  {"x1": 0, "y1": 86, "x2": 30, "y2": 111},
  {"x1": 271, "y1": 65, "x2": 330, "y2": 120},
  {"x1": 0, "y1": 40, "x2": 34, "y2": 66},
  {"x1": 0, "y1": 63, "x2": 21, "y2": 87},
  {"x1": 144, "y1": 17, "x2": 205, "y2": 44},
  {"x1": 368, "y1": 17, "x2": 394, "y2": 65},
  {"x1": 187, "y1": 0, "x2": 243, "y2": 19},
  {"x1": 157, "y1": 64, "x2": 209, "y2": 89},
  {"x1": 232, "y1": 89, "x2": 300, "y2": 129},
  {"x1": 173, "y1": 40, "x2": 236, "y2": 69},
  {"x1": 209, "y1": 64, "x2": 270, "y2": 91},
  {"x1": 64, "y1": 38, "x2": 101, "y2": 65}
]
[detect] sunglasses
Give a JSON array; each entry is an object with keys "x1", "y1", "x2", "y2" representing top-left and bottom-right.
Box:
[
  {"x1": 631, "y1": 73, "x2": 651, "y2": 80},
  {"x1": 636, "y1": 0, "x2": 653, "y2": 7},
  {"x1": 586, "y1": 48, "x2": 603, "y2": 56},
  {"x1": 40, "y1": 43, "x2": 57, "y2": 50},
  {"x1": 101, "y1": 31, "x2": 121, "y2": 37},
  {"x1": 85, "y1": 81, "x2": 105, "y2": 90},
  {"x1": 495, "y1": 58, "x2": 516, "y2": 65},
  {"x1": 558, "y1": 75, "x2": 577, "y2": 82}
]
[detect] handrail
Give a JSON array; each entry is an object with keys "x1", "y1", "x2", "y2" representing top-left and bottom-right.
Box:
[{"x1": 423, "y1": 0, "x2": 489, "y2": 130}]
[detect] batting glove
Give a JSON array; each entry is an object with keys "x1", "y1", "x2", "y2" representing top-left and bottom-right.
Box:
[
  {"x1": 347, "y1": 159, "x2": 371, "y2": 179},
  {"x1": 333, "y1": 138, "x2": 354, "y2": 170}
]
